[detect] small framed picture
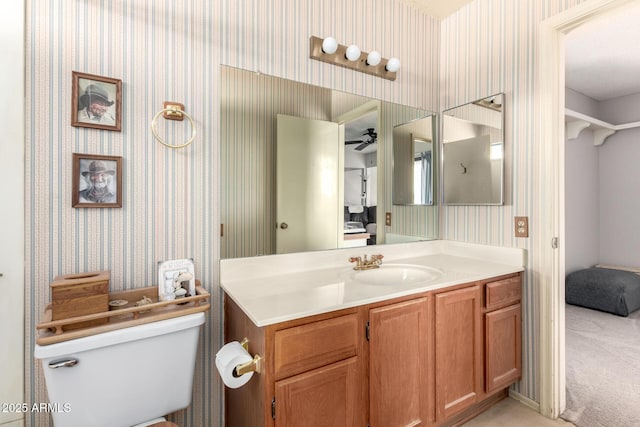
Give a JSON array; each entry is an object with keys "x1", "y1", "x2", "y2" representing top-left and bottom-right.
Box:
[
  {"x1": 72, "y1": 153, "x2": 123, "y2": 208},
  {"x1": 71, "y1": 71, "x2": 122, "y2": 131}
]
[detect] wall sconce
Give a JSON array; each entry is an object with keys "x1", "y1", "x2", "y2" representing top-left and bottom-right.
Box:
[{"x1": 309, "y1": 36, "x2": 400, "y2": 81}]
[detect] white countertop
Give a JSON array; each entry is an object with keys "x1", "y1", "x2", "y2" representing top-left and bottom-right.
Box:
[{"x1": 220, "y1": 240, "x2": 525, "y2": 327}]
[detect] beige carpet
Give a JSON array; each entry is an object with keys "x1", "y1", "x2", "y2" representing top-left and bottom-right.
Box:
[{"x1": 562, "y1": 304, "x2": 640, "y2": 427}]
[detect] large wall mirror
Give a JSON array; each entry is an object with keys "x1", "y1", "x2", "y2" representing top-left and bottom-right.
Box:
[
  {"x1": 392, "y1": 116, "x2": 436, "y2": 206},
  {"x1": 442, "y1": 94, "x2": 504, "y2": 205},
  {"x1": 220, "y1": 65, "x2": 438, "y2": 259}
]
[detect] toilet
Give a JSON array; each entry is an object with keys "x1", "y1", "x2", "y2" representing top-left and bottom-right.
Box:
[{"x1": 34, "y1": 312, "x2": 205, "y2": 427}]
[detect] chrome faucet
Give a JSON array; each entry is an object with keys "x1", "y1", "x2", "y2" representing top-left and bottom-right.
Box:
[{"x1": 349, "y1": 254, "x2": 384, "y2": 270}]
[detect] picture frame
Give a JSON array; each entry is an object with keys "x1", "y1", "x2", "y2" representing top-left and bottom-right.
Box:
[
  {"x1": 71, "y1": 71, "x2": 122, "y2": 131},
  {"x1": 72, "y1": 153, "x2": 123, "y2": 208}
]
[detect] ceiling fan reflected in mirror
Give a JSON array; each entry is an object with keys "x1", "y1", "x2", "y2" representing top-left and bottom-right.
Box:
[{"x1": 345, "y1": 128, "x2": 377, "y2": 151}]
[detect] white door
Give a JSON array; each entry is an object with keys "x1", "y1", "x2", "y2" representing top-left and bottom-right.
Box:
[{"x1": 276, "y1": 114, "x2": 340, "y2": 254}]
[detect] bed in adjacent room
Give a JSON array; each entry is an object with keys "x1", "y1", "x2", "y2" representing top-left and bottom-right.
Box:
[
  {"x1": 562, "y1": 264, "x2": 640, "y2": 427},
  {"x1": 565, "y1": 264, "x2": 640, "y2": 316}
]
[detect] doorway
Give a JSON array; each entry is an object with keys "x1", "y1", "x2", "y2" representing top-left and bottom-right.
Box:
[
  {"x1": 537, "y1": 0, "x2": 639, "y2": 418},
  {"x1": 337, "y1": 102, "x2": 380, "y2": 248}
]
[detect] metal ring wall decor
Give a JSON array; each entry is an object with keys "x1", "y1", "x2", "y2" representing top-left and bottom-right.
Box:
[{"x1": 151, "y1": 107, "x2": 196, "y2": 149}]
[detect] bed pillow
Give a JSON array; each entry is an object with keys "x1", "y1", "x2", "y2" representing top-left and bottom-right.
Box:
[{"x1": 566, "y1": 267, "x2": 640, "y2": 316}]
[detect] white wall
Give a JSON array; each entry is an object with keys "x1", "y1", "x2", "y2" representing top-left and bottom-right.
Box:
[
  {"x1": 598, "y1": 92, "x2": 640, "y2": 124},
  {"x1": 598, "y1": 127, "x2": 640, "y2": 266},
  {"x1": 566, "y1": 88, "x2": 600, "y2": 118},
  {"x1": 565, "y1": 89, "x2": 640, "y2": 271},
  {"x1": 0, "y1": 2, "x2": 24, "y2": 426},
  {"x1": 598, "y1": 93, "x2": 640, "y2": 267},
  {"x1": 564, "y1": 127, "x2": 600, "y2": 273}
]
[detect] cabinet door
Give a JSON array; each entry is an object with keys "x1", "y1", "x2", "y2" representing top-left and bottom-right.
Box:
[
  {"x1": 435, "y1": 285, "x2": 482, "y2": 421},
  {"x1": 274, "y1": 357, "x2": 360, "y2": 427},
  {"x1": 485, "y1": 304, "x2": 521, "y2": 393},
  {"x1": 369, "y1": 297, "x2": 431, "y2": 427}
]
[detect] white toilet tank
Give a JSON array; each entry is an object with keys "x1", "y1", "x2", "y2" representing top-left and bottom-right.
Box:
[{"x1": 34, "y1": 312, "x2": 205, "y2": 427}]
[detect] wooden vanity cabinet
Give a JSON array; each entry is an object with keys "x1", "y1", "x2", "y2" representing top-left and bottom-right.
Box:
[
  {"x1": 432, "y1": 273, "x2": 523, "y2": 424},
  {"x1": 483, "y1": 274, "x2": 522, "y2": 393},
  {"x1": 224, "y1": 272, "x2": 522, "y2": 427},
  {"x1": 272, "y1": 313, "x2": 364, "y2": 427},
  {"x1": 434, "y1": 285, "x2": 483, "y2": 422},
  {"x1": 224, "y1": 297, "x2": 367, "y2": 427},
  {"x1": 274, "y1": 356, "x2": 360, "y2": 426},
  {"x1": 369, "y1": 297, "x2": 433, "y2": 427}
]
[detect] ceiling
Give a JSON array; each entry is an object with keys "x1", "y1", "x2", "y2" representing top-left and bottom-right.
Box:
[
  {"x1": 402, "y1": 0, "x2": 474, "y2": 19},
  {"x1": 565, "y1": 3, "x2": 640, "y2": 101},
  {"x1": 345, "y1": 111, "x2": 378, "y2": 154},
  {"x1": 403, "y1": 1, "x2": 640, "y2": 102}
]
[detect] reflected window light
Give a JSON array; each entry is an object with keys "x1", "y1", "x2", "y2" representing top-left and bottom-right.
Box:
[
  {"x1": 490, "y1": 143, "x2": 503, "y2": 160},
  {"x1": 414, "y1": 160, "x2": 422, "y2": 202}
]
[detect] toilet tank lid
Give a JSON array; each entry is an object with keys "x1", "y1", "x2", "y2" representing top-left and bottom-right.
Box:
[{"x1": 34, "y1": 312, "x2": 205, "y2": 359}]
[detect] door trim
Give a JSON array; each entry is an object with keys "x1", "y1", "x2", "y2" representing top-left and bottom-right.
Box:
[{"x1": 537, "y1": 0, "x2": 638, "y2": 418}]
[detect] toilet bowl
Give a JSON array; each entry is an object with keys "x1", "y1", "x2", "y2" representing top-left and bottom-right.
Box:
[{"x1": 34, "y1": 312, "x2": 205, "y2": 427}]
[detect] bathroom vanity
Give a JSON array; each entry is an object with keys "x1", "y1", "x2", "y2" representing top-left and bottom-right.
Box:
[{"x1": 221, "y1": 241, "x2": 523, "y2": 427}]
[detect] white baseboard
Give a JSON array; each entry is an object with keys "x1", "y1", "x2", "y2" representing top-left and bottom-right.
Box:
[{"x1": 509, "y1": 389, "x2": 541, "y2": 412}]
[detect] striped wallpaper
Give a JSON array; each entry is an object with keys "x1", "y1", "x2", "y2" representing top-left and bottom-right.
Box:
[
  {"x1": 25, "y1": 0, "x2": 438, "y2": 426},
  {"x1": 440, "y1": 0, "x2": 588, "y2": 401},
  {"x1": 25, "y1": 0, "x2": 594, "y2": 423}
]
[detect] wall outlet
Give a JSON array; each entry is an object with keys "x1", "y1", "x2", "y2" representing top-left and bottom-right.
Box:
[
  {"x1": 514, "y1": 216, "x2": 529, "y2": 238},
  {"x1": 385, "y1": 212, "x2": 392, "y2": 226}
]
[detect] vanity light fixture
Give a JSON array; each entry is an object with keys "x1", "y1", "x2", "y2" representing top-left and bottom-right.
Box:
[
  {"x1": 367, "y1": 51, "x2": 382, "y2": 66},
  {"x1": 345, "y1": 44, "x2": 361, "y2": 61},
  {"x1": 310, "y1": 36, "x2": 399, "y2": 81},
  {"x1": 386, "y1": 57, "x2": 401, "y2": 73},
  {"x1": 321, "y1": 37, "x2": 338, "y2": 54}
]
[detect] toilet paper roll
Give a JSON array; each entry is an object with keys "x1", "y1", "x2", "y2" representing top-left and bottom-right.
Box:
[{"x1": 215, "y1": 341, "x2": 254, "y2": 389}]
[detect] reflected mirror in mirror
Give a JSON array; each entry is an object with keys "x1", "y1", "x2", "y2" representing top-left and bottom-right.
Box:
[
  {"x1": 392, "y1": 115, "x2": 436, "y2": 205},
  {"x1": 442, "y1": 93, "x2": 504, "y2": 205},
  {"x1": 220, "y1": 65, "x2": 438, "y2": 259}
]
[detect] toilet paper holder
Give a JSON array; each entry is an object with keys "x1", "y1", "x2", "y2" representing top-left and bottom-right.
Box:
[{"x1": 233, "y1": 338, "x2": 262, "y2": 377}]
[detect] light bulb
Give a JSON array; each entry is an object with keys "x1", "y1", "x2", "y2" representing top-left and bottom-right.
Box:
[
  {"x1": 386, "y1": 57, "x2": 400, "y2": 72},
  {"x1": 366, "y1": 51, "x2": 381, "y2": 66},
  {"x1": 345, "y1": 44, "x2": 361, "y2": 61},
  {"x1": 321, "y1": 37, "x2": 338, "y2": 54}
]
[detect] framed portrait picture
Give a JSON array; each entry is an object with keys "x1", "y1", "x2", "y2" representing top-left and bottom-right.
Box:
[
  {"x1": 71, "y1": 71, "x2": 122, "y2": 131},
  {"x1": 72, "y1": 153, "x2": 123, "y2": 208}
]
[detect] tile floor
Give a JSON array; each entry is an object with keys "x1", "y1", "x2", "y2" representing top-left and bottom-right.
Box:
[{"x1": 462, "y1": 397, "x2": 575, "y2": 427}]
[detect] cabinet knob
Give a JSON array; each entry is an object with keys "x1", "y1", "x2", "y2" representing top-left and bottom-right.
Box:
[{"x1": 280, "y1": 223, "x2": 289, "y2": 230}]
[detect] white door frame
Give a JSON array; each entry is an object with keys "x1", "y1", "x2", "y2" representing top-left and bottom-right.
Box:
[
  {"x1": 537, "y1": 0, "x2": 639, "y2": 418},
  {"x1": 0, "y1": 3, "x2": 25, "y2": 427}
]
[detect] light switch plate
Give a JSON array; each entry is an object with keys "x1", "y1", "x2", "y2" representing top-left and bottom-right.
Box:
[
  {"x1": 514, "y1": 216, "x2": 529, "y2": 238},
  {"x1": 385, "y1": 212, "x2": 392, "y2": 226}
]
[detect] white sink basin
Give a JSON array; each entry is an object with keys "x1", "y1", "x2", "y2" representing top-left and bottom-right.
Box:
[{"x1": 350, "y1": 264, "x2": 442, "y2": 286}]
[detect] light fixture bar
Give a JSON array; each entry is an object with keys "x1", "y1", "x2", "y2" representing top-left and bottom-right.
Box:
[{"x1": 309, "y1": 36, "x2": 397, "y2": 81}]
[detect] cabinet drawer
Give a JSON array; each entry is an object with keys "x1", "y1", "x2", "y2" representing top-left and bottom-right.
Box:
[
  {"x1": 274, "y1": 314, "x2": 358, "y2": 380},
  {"x1": 485, "y1": 275, "x2": 521, "y2": 310}
]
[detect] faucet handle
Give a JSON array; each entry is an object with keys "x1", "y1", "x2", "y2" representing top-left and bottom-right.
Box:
[
  {"x1": 371, "y1": 254, "x2": 384, "y2": 261},
  {"x1": 349, "y1": 256, "x2": 361, "y2": 264}
]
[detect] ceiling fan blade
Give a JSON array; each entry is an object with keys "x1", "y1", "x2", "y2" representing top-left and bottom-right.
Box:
[
  {"x1": 354, "y1": 142, "x2": 369, "y2": 151},
  {"x1": 345, "y1": 140, "x2": 364, "y2": 144}
]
